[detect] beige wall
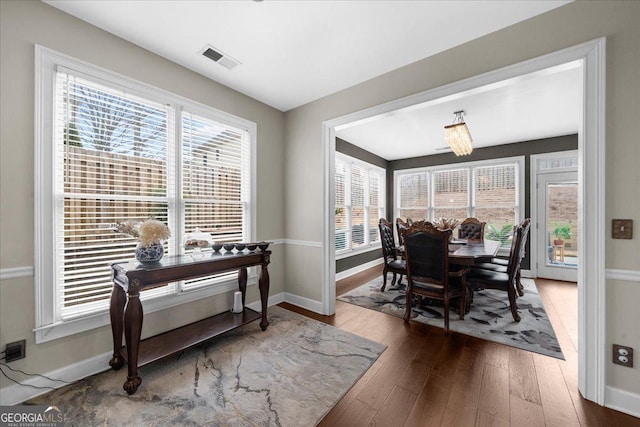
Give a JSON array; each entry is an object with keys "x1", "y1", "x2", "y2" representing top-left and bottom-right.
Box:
[
  {"x1": 0, "y1": 0, "x2": 285, "y2": 390},
  {"x1": 284, "y1": 0, "x2": 640, "y2": 395}
]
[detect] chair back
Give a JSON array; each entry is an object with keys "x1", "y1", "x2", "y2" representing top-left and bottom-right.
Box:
[
  {"x1": 402, "y1": 221, "x2": 451, "y2": 285},
  {"x1": 396, "y1": 218, "x2": 411, "y2": 247},
  {"x1": 458, "y1": 217, "x2": 486, "y2": 241},
  {"x1": 378, "y1": 218, "x2": 397, "y2": 261},
  {"x1": 507, "y1": 219, "x2": 531, "y2": 281}
]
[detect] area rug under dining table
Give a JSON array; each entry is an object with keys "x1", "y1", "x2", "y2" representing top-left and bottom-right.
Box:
[
  {"x1": 25, "y1": 306, "x2": 386, "y2": 426},
  {"x1": 338, "y1": 277, "x2": 564, "y2": 360}
]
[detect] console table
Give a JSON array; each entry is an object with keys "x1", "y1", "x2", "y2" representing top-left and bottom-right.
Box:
[{"x1": 109, "y1": 250, "x2": 271, "y2": 395}]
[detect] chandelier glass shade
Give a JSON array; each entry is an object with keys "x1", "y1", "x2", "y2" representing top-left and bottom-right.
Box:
[{"x1": 444, "y1": 111, "x2": 473, "y2": 156}]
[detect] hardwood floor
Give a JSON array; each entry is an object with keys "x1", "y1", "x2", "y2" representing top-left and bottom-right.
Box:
[{"x1": 279, "y1": 266, "x2": 640, "y2": 426}]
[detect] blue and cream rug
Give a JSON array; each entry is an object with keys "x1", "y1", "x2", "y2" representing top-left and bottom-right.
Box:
[
  {"x1": 338, "y1": 277, "x2": 564, "y2": 360},
  {"x1": 26, "y1": 306, "x2": 385, "y2": 426}
]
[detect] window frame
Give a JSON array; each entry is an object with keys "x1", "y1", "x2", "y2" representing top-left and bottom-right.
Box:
[
  {"x1": 334, "y1": 153, "x2": 385, "y2": 259},
  {"x1": 34, "y1": 46, "x2": 257, "y2": 343},
  {"x1": 394, "y1": 156, "x2": 524, "y2": 233}
]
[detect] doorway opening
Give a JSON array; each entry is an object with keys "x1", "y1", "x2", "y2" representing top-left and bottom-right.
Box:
[{"x1": 321, "y1": 39, "x2": 606, "y2": 404}]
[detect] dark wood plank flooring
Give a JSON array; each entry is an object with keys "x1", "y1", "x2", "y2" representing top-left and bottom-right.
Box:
[{"x1": 278, "y1": 265, "x2": 640, "y2": 426}]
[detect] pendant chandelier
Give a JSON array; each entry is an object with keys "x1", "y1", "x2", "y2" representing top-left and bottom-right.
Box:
[{"x1": 444, "y1": 110, "x2": 473, "y2": 156}]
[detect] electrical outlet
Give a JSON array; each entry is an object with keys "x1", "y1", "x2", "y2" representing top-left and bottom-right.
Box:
[
  {"x1": 5, "y1": 339, "x2": 26, "y2": 362},
  {"x1": 612, "y1": 344, "x2": 634, "y2": 368}
]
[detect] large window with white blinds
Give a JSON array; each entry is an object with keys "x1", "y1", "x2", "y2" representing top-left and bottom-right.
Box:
[
  {"x1": 35, "y1": 47, "x2": 255, "y2": 342},
  {"x1": 335, "y1": 153, "x2": 385, "y2": 255},
  {"x1": 395, "y1": 157, "x2": 523, "y2": 243}
]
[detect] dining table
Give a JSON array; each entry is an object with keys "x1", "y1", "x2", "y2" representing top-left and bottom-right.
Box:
[
  {"x1": 447, "y1": 239, "x2": 501, "y2": 265},
  {"x1": 396, "y1": 238, "x2": 502, "y2": 266}
]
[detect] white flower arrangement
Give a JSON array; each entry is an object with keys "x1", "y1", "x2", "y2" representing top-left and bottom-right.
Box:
[
  {"x1": 113, "y1": 219, "x2": 171, "y2": 246},
  {"x1": 433, "y1": 217, "x2": 460, "y2": 230}
]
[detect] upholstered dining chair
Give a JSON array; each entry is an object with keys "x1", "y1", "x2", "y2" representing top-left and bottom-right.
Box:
[
  {"x1": 466, "y1": 218, "x2": 531, "y2": 322},
  {"x1": 378, "y1": 218, "x2": 406, "y2": 291},
  {"x1": 458, "y1": 217, "x2": 486, "y2": 242},
  {"x1": 474, "y1": 218, "x2": 531, "y2": 296},
  {"x1": 402, "y1": 221, "x2": 469, "y2": 334}
]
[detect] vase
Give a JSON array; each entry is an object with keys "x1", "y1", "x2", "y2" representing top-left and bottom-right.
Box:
[{"x1": 135, "y1": 242, "x2": 164, "y2": 264}]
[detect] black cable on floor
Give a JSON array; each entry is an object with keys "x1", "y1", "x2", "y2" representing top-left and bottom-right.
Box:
[
  {"x1": 0, "y1": 361, "x2": 71, "y2": 387},
  {"x1": 0, "y1": 366, "x2": 58, "y2": 390}
]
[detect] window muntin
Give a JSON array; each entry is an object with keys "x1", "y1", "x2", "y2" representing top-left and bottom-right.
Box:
[
  {"x1": 395, "y1": 158, "x2": 522, "y2": 243},
  {"x1": 335, "y1": 153, "x2": 385, "y2": 254},
  {"x1": 35, "y1": 47, "x2": 255, "y2": 341}
]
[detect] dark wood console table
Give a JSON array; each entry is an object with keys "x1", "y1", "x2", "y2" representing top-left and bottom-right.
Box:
[{"x1": 109, "y1": 250, "x2": 271, "y2": 395}]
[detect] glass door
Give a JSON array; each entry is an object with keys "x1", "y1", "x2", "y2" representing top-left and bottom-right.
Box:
[{"x1": 536, "y1": 171, "x2": 578, "y2": 281}]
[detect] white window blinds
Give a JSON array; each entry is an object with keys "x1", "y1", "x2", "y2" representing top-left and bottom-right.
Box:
[
  {"x1": 474, "y1": 164, "x2": 518, "y2": 238},
  {"x1": 50, "y1": 68, "x2": 252, "y2": 318},
  {"x1": 398, "y1": 172, "x2": 429, "y2": 220},
  {"x1": 395, "y1": 158, "x2": 522, "y2": 243},
  {"x1": 181, "y1": 112, "x2": 250, "y2": 289},
  {"x1": 334, "y1": 158, "x2": 348, "y2": 251},
  {"x1": 334, "y1": 153, "x2": 385, "y2": 254},
  {"x1": 433, "y1": 168, "x2": 469, "y2": 221},
  {"x1": 182, "y1": 111, "x2": 249, "y2": 241},
  {"x1": 36, "y1": 47, "x2": 256, "y2": 341},
  {"x1": 55, "y1": 71, "x2": 172, "y2": 317}
]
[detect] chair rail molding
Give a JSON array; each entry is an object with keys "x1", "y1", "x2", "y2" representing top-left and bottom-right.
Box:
[
  {"x1": 605, "y1": 268, "x2": 640, "y2": 283},
  {"x1": 0, "y1": 266, "x2": 34, "y2": 280},
  {"x1": 282, "y1": 239, "x2": 323, "y2": 248}
]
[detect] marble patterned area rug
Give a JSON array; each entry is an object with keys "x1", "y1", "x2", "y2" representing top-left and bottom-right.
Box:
[
  {"x1": 338, "y1": 277, "x2": 564, "y2": 360},
  {"x1": 26, "y1": 306, "x2": 385, "y2": 426}
]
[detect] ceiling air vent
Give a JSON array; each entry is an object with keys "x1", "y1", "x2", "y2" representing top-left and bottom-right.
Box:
[{"x1": 200, "y1": 45, "x2": 240, "y2": 70}]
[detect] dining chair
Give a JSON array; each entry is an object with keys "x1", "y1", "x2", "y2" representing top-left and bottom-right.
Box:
[
  {"x1": 378, "y1": 218, "x2": 406, "y2": 291},
  {"x1": 474, "y1": 218, "x2": 531, "y2": 296},
  {"x1": 458, "y1": 217, "x2": 486, "y2": 242},
  {"x1": 402, "y1": 221, "x2": 469, "y2": 334},
  {"x1": 466, "y1": 219, "x2": 531, "y2": 322}
]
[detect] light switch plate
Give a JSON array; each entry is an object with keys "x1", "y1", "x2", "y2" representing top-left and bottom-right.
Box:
[{"x1": 612, "y1": 219, "x2": 633, "y2": 239}]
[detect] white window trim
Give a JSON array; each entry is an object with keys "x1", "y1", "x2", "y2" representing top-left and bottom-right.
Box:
[
  {"x1": 393, "y1": 156, "x2": 525, "y2": 227},
  {"x1": 34, "y1": 46, "x2": 257, "y2": 343},
  {"x1": 334, "y1": 153, "x2": 385, "y2": 257}
]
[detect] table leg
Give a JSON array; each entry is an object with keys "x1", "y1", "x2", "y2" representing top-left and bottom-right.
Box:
[
  {"x1": 108, "y1": 283, "x2": 126, "y2": 370},
  {"x1": 238, "y1": 267, "x2": 247, "y2": 306},
  {"x1": 123, "y1": 286, "x2": 143, "y2": 395},
  {"x1": 259, "y1": 263, "x2": 270, "y2": 331}
]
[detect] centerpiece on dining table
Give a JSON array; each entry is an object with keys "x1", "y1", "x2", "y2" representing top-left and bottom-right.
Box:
[
  {"x1": 433, "y1": 217, "x2": 460, "y2": 241},
  {"x1": 113, "y1": 218, "x2": 171, "y2": 264}
]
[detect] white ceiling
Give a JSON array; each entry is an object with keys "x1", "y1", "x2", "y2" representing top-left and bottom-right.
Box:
[
  {"x1": 336, "y1": 62, "x2": 582, "y2": 160},
  {"x1": 43, "y1": 0, "x2": 578, "y2": 160},
  {"x1": 43, "y1": 0, "x2": 570, "y2": 112}
]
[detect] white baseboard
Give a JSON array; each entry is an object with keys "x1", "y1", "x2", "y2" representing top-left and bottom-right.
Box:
[
  {"x1": 283, "y1": 292, "x2": 324, "y2": 314},
  {"x1": 245, "y1": 292, "x2": 285, "y2": 312},
  {"x1": 0, "y1": 351, "x2": 112, "y2": 405},
  {"x1": 336, "y1": 258, "x2": 383, "y2": 281},
  {"x1": 605, "y1": 386, "x2": 640, "y2": 418}
]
